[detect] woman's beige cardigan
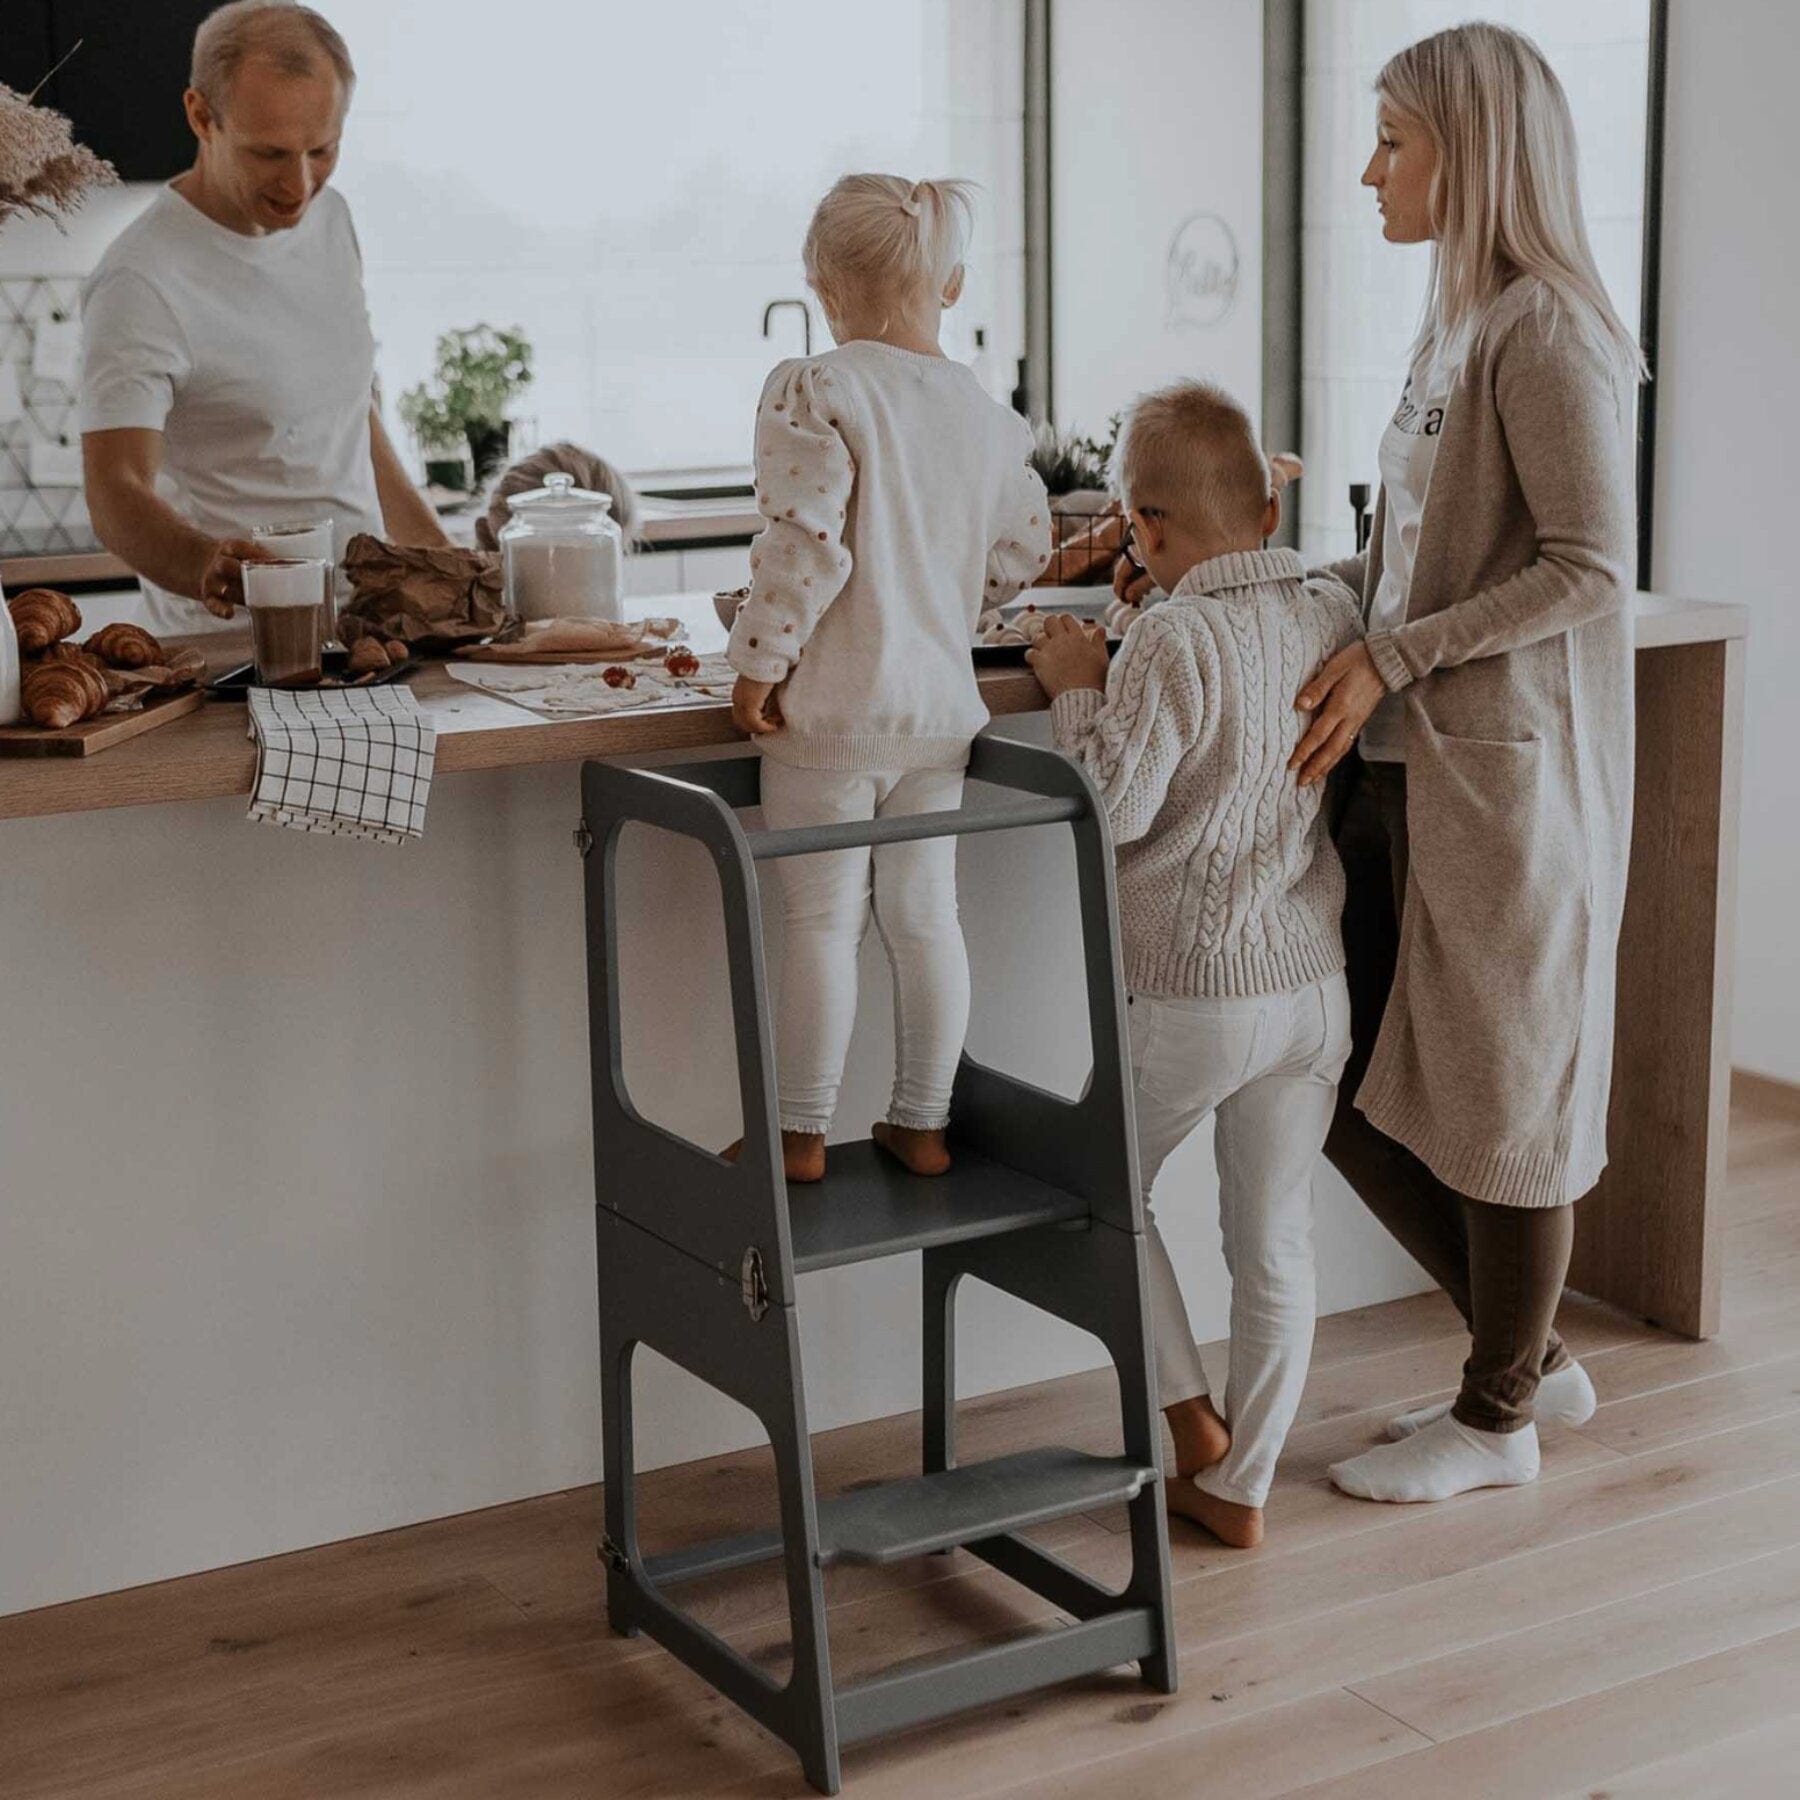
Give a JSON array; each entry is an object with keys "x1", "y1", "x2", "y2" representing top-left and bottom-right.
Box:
[{"x1": 1323, "y1": 278, "x2": 1637, "y2": 1209}]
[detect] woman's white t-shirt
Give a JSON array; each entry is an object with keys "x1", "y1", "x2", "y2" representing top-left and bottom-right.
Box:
[
  {"x1": 1362, "y1": 360, "x2": 1449, "y2": 762},
  {"x1": 79, "y1": 184, "x2": 383, "y2": 635}
]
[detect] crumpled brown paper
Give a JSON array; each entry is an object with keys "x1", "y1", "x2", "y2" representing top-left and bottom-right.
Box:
[{"x1": 338, "y1": 534, "x2": 507, "y2": 652}]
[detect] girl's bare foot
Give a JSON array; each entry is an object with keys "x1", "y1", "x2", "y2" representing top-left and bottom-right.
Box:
[
  {"x1": 871, "y1": 1122, "x2": 952, "y2": 1176},
  {"x1": 1165, "y1": 1394, "x2": 1231, "y2": 1476},
  {"x1": 718, "y1": 1133, "x2": 827, "y2": 1183},
  {"x1": 1163, "y1": 1477, "x2": 1264, "y2": 1549},
  {"x1": 783, "y1": 1130, "x2": 826, "y2": 1183}
]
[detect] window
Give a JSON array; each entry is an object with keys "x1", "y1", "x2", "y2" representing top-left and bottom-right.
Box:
[{"x1": 337, "y1": 0, "x2": 1026, "y2": 476}]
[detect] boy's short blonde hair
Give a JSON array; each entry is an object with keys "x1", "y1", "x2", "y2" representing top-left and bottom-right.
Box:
[
  {"x1": 1113, "y1": 380, "x2": 1271, "y2": 539},
  {"x1": 803, "y1": 174, "x2": 975, "y2": 324}
]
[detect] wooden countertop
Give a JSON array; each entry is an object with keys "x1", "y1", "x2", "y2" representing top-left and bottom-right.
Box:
[{"x1": 0, "y1": 589, "x2": 1748, "y2": 825}]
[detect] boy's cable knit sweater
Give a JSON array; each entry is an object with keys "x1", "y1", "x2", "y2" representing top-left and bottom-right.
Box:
[{"x1": 1052, "y1": 547, "x2": 1364, "y2": 999}]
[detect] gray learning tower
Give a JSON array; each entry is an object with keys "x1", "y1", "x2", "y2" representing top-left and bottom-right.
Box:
[{"x1": 577, "y1": 733, "x2": 1178, "y2": 1794}]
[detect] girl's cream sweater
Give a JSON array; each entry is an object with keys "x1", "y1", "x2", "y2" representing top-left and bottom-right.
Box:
[{"x1": 728, "y1": 340, "x2": 1050, "y2": 771}]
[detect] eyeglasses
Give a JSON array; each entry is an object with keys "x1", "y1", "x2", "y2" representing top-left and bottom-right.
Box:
[{"x1": 1119, "y1": 509, "x2": 1162, "y2": 574}]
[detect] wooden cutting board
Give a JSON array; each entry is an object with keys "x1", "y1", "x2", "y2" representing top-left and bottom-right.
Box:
[
  {"x1": 0, "y1": 687, "x2": 206, "y2": 757},
  {"x1": 455, "y1": 644, "x2": 653, "y2": 665}
]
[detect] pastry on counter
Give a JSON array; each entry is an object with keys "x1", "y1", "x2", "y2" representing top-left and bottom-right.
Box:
[
  {"x1": 39, "y1": 640, "x2": 110, "y2": 673},
  {"x1": 345, "y1": 636, "x2": 391, "y2": 676},
  {"x1": 8, "y1": 588, "x2": 82, "y2": 654},
  {"x1": 516, "y1": 617, "x2": 652, "y2": 656},
  {"x1": 84, "y1": 622, "x2": 165, "y2": 669},
  {"x1": 976, "y1": 603, "x2": 1053, "y2": 648},
  {"x1": 22, "y1": 657, "x2": 110, "y2": 728}
]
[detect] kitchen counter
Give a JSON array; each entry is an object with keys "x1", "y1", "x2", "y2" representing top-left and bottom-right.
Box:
[
  {"x1": 0, "y1": 583, "x2": 1747, "y2": 1617},
  {"x1": 0, "y1": 588, "x2": 1746, "y2": 825}
]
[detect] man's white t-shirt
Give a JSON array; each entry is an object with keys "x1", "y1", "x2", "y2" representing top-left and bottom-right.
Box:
[
  {"x1": 1361, "y1": 358, "x2": 1450, "y2": 763},
  {"x1": 79, "y1": 184, "x2": 383, "y2": 635}
]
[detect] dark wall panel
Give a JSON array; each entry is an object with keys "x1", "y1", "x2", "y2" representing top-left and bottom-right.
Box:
[{"x1": 2, "y1": 1, "x2": 216, "y2": 182}]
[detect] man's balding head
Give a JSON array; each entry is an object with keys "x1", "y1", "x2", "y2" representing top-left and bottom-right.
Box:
[{"x1": 191, "y1": 1, "x2": 355, "y2": 115}]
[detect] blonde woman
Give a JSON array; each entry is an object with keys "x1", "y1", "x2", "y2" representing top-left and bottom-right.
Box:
[
  {"x1": 1290, "y1": 24, "x2": 1642, "y2": 1503},
  {"x1": 727, "y1": 174, "x2": 1050, "y2": 1184}
]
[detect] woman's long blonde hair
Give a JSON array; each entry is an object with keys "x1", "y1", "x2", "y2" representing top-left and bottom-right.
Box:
[{"x1": 1379, "y1": 22, "x2": 1645, "y2": 383}]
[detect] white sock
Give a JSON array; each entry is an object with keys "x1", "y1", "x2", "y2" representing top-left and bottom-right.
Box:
[
  {"x1": 1330, "y1": 1414, "x2": 1540, "y2": 1503},
  {"x1": 1385, "y1": 1360, "x2": 1597, "y2": 1442}
]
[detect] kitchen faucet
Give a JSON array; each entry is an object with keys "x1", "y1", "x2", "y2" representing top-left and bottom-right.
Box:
[{"x1": 761, "y1": 298, "x2": 812, "y2": 357}]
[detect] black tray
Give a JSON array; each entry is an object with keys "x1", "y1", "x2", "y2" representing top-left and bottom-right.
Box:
[{"x1": 207, "y1": 649, "x2": 418, "y2": 699}]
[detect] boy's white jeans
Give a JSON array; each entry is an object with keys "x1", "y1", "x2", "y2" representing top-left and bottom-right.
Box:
[
  {"x1": 1132, "y1": 975, "x2": 1352, "y2": 1509},
  {"x1": 760, "y1": 760, "x2": 969, "y2": 1136}
]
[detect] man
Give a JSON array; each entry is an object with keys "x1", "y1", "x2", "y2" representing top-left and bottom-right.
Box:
[{"x1": 80, "y1": 1, "x2": 445, "y2": 633}]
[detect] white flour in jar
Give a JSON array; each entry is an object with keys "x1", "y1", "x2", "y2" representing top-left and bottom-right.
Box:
[{"x1": 504, "y1": 534, "x2": 623, "y2": 622}]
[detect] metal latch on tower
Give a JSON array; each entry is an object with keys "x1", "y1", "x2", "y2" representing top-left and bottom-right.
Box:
[
  {"x1": 740, "y1": 1246, "x2": 770, "y2": 1322},
  {"x1": 573, "y1": 822, "x2": 594, "y2": 858}
]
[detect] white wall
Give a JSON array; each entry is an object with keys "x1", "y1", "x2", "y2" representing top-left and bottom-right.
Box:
[
  {"x1": 1653, "y1": 0, "x2": 1800, "y2": 1084},
  {"x1": 1050, "y1": 0, "x2": 1264, "y2": 442}
]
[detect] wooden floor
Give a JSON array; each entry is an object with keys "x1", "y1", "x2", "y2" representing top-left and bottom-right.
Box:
[{"x1": 6, "y1": 1091, "x2": 1799, "y2": 1800}]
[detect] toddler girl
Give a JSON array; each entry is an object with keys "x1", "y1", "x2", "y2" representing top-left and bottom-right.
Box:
[{"x1": 729, "y1": 173, "x2": 1050, "y2": 1183}]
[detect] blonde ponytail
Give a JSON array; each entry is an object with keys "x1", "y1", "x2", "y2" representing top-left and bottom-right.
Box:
[{"x1": 803, "y1": 173, "x2": 976, "y2": 323}]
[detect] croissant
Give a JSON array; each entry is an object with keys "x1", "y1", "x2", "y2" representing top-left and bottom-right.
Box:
[
  {"x1": 8, "y1": 587, "x2": 82, "y2": 654},
  {"x1": 85, "y1": 622, "x2": 166, "y2": 669},
  {"x1": 39, "y1": 640, "x2": 108, "y2": 671},
  {"x1": 22, "y1": 657, "x2": 111, "y2": 729}
]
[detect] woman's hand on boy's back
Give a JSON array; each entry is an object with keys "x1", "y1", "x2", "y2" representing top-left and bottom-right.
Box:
[
  {"x1": 732, "y1": 675, "x2": 784, "y2": 737},
  {"x1": 1027, "y1": 612, "x2": 1110, "y2": 699},
  {"x1": 1291, "y1": 640, "x2": 1385, "y2": 785}
]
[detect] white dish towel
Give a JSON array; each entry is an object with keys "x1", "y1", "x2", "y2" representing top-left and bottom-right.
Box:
[{"x1": 247, "y1": 685, "x2": 436, "y2": 843}]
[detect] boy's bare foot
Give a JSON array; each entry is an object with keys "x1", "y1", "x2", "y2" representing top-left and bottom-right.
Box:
[
  {"x1": 718, "y1": 1133, "x2": 827, "y2": 1183},
  {"x1": 1163, "y1": 1477, "x2": 1264, "y2": 1549},
  {"x1": 871, "y1": 1122, "x2": 952, "y2": 1176},
  {"x1": 1164, "y1": 1394, "x2": 1231, "y2": 1476}
]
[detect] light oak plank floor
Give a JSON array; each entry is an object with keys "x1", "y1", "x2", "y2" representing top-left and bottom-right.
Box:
[{"x1": 4, "y1": 1095, "x2": 1797, "y2": 1800}]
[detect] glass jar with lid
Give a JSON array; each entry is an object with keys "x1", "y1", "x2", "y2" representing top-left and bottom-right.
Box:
[{"x1": 497, "y1": 472, "x2": 625, "y2": 622}]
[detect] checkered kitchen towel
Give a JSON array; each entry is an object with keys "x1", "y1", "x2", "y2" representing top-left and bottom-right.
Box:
[{"x1": 247, "y1": 685, "x2": 437, "y2": 843}]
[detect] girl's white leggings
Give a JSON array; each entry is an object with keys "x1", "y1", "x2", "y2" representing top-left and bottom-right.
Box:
[{"x1": 759, "y1": 760, "x2": 970, "y2": 1136}]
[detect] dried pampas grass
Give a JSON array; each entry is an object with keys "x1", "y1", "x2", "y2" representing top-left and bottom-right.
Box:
[{"x1": 0, "y1": 81, "x2": 117, "y2": 229}]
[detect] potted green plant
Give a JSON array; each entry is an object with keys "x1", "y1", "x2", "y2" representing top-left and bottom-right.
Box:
[
  {"x1": 396, "y1": 385, "x2": 469, "y2": 492},
  {"x1": 399, "y1": 324, "x2": 534, "y2": 489},
  {"x1": 1027, "y1": 417, "x2": 1118, "y2": 500}
]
